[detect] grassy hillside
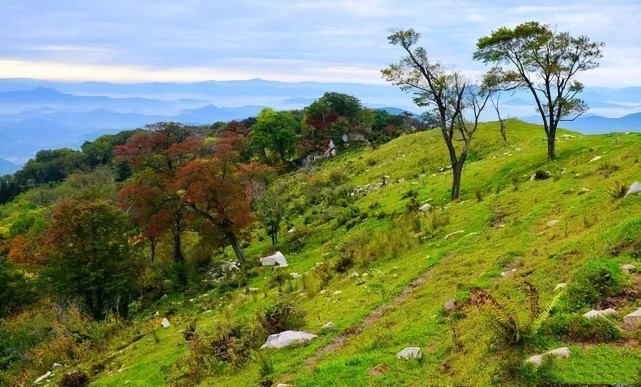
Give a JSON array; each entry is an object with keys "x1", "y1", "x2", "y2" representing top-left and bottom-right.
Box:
[{"x1": 23, "y1": 120, "x2": 641, "y2": 386}]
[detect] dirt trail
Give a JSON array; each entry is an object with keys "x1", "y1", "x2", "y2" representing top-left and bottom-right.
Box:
[{"x1": 304, "y1": 270, "x2": 432, "y2": 366}]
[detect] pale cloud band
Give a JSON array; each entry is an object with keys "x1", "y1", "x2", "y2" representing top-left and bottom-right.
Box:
[{"x1": 1, "y1": 0, "x2": 639, "y2": 86}]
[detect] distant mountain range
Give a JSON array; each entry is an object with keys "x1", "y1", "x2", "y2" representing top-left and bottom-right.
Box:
[
  {"x1": 0, "y1": 78, "x2": 639, "y2": 166},
  {"x1": 0, "y1": 158, "x2": 18, "y2": 175}
]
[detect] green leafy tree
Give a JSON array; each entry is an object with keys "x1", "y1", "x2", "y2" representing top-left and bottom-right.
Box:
[
  {"x1": 256, "y1": 182, "x2": 287, "y2": 245},
  {"x1": 250, "y1": 108, "x2": 299, "y2": 163},
  {"x1": 474, "y1": 21, "x2": 604, "y2": 160},
  {"x1": 0, "y1": 257, "x2": 33, "y2": 317},
  {"x1": 382, "y1": 29, "x2": 493, "y2": 200},
  {"x1": 43, "y1": 199, "x2": 138, "y2": 320}
]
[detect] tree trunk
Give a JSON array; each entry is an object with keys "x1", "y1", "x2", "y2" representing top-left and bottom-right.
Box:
[
  {"x1": 149, "y1": 237, "x2": 157, "y2": 263},
  {"x1": 172, "y1": 220, "x2": 185, "y2": 265},
  {"x1": 451, "y1": 161, "x2": 464, "y2": 201},
  {"x1": 546, "y1": 130, "x2": 556, "y2": 161},
  {"x1": 226, "y1": 230, "x2": 246, "y2": 265},
  {"x1": 270, "y1": 221, "x2": 277, "y2": 245}
]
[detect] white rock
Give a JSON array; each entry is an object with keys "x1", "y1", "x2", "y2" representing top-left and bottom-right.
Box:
[
  {"x1": 397, "y1": 347, "x2": 422, "y2": 360},
  {"x1": 588, "y1": 155, "x2": 602, "y2": 163},
  {"x1": 33, "y1": 371, "x2": 52, "y2": 384},
  {"x1": 526, "y1": 347, "x2": 570, "y2": 366},
  {"x1": 260, "y1": 251, "x2": 288, "y2": 267},
  {"x1": 546, "y1": 219, "x2": 560, "y2": 228},
  {"x1": 349, "y1": 272, "x2": 360, "y2": 278},
  {"x1": 392, "y1": 273, "x2": 398, "y2": 278},
  {"x1": 361, "y1": 273, "x2": 369, "y2": 278},
  {"x1": 624, "y1": 308, "x2": 641, "y2": 327},
  {"x1": 248, "y1": 287, "x2": 260, "y2": 293},
  {"x1": 261, "y1": 331, "x2": 317, "y2": 349},
  {"x1": 276, "y1": 384, "x2": 292, "y2": 387},
  {"x1": 554, "y1": 283, "x2": 567, "y2": 291},
  {"x1": 154, "y1": 310, "x2": 159, "y2": 316},
  {"x1": 626, "y1": 181, "x2": 641, "y2": 196},
  {"x1": 583, "y1": 308, "x2": 617, "y2": 319},
  {"x1": 321, "y1": 321, "x2": 335, "y2": 331},
  {"x1": 419, "y1": 203, "x2": 432, "y2": 212},
  {"x1": 622, "y1": 264, "x2": 637, "y2": 274},
  {"x1": 161, "y1": 317, "x2": 171, "y2": 328},
  {"x1": 287, "y1": 227, "x2": 296, "y2": 233},
  {"x1": 319, "y1": 289, "x2": 328, "y2": 295},
  {"x1": 290, "y1": 272, "x2": 303, "y2": 279},
  {"x1": 52, "y1": 362, "x2": 63, "y2": 368},
  {"x1": 332, "y1": 291, "x2": 342, "y2": 296}
]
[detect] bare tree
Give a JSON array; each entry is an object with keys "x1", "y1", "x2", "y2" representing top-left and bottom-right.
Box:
[{"x1": 382, "y1": 29, "x2": 494, "y2": 200}]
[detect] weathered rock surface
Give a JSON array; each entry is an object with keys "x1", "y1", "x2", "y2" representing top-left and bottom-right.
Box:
[
  {"x1": 588, "y1": 155, "x2": 602, "y2": 163},
  {"x1": 624, "y1": 308, "x2": 641, "y2": 328},
  {"x1": 583, "y1": 308, "x2": 617, "y2": 319},
  {"x1": 419, "y1": 203, "x2": 432, "y2": 212},
  {"x1": 161, "y1": 317, "x2": 171, "y2": 328},
  {"x1": 443, "y1": 299, "x2": 457, "y2": 312},
  {"x1": 260, "y1": 251, "x2": 288, "y2": 267},
  {"x1": 626, "y1": 181, "x2": 641, "y2": 196},
  {"x1": 397, "y1": 347, "x2": 422, "y2": 360},
  {"x1": 526, "y1": 347, "x2": 570, "y2": 366},
  {"x1": 261, "y1": 331, "x2": 317, "y2": 349}
]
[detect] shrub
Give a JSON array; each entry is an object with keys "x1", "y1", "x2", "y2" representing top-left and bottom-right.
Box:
[
  {"x1": 541, "y1": 314, "x2": 621, "y2": 343},
  {"x1": 312, "y1": 261, "x2": 333, "y2": 287},
  {"x1": 566, "y1": 259, "x2": 626, "y2": 311},
  {"x1": 280, "y1": 226, "x2": 314, "y2": 254},
  {"x1": 59, "y1": 371, "x2": 90, "y2": 387},
  {"x1": 210, "y1": 323, "x2": 255, "y2": 366},
  {"x1": 257, "y1": 297, "x2": 306, "y2": 334},
  {"x1": 606, "y1": 180, "x2": 628, "y2": 199},
  {"x1": 333, "y1": 253, "x2": 355, "y2": 274},
  {"x1": 532, "y1": 170, "x2": 551, "y2": 180}
]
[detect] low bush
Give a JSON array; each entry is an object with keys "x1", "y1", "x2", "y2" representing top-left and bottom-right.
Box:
[
  {"x1": 541, "y1": 314, "x2": 621, "y2": 343},
  {"x1": 256, "y1": 297, "x2": 306, "y2": 334},
  {"x1": 59, "y1": 371, "x2": 90, "y2": 387},
  {"x1": 566, "y1": 259, "x2": 626, "y2": 311}
]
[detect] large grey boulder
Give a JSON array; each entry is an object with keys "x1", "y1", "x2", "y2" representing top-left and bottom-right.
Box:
[
  {"x1": 397, "y1": 347, "x2": 422, "y2": 360},
  {"x1": 624, "y1": 308, "x2": 641, "y2": 328},
  {"x1": 261, "y1": 331, "x2": 317, "y2": 349},
  {"x1": 626, "y1": 181, "x2": 641, "y2": 196},
  {"x1": 260, "y1": 251, "x2": 288, "y2": 267}
]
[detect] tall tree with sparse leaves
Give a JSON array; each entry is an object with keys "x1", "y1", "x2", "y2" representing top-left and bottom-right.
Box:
[
  {"x1": 474, "y1": 21, "x2": 604, "y2": 161},
  {"x1": 382, "y1": 29, "x2": 494, "y2": 200}
]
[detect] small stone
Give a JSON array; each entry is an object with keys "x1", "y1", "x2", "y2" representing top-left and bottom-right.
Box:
[
  {"x1": 332, "y1": 291, "x2": 342, "y2": 296},
  {"x1": 161, "y1": 317, "x2": 171, "y2": 328},
  {"x1": 443, "y1": 299, "x2": 457, "y2": 312},
  {"x1": 154, "y1": 310, "x2": 159, "y2": 316},
  {"x1": 583, "y1": 308, "x2": 617, "y2": 319},
  {"x1": 392, "y1": 273, "x2": 398, "y2": 278},
  {"x1": 554, "y1": 283, "x2": 566, "y2": 291},
  {"x1": 320, "y1": 289, "x2": 328, "y2": 295},
  {"x1": 349, "y1": 272, "x2": 360, "y2": 278},
  {"x1": 624, "y1": 308, "x2": 641, "y2": 328},
  {"x1": 526, "y1": 354, "x2": 543, "y2": 366},
  {"x1": 290, "y1": 272, "x2": 303, "y2": 279},
  {"x1": 52, "y1": 363, "x2": 63, "y2": 368},
  {"x1": 321, "y1": 321, "x2": 335, "y2": 331},
  {"x1": 33, "y1": 371, "x2": 52, "y2": 384},
  {"x1": 287, "y1": 227, "x2": 296, "y2": 233},
  {"x1": 546, "y1": 219, "x2": 560, "y2": 228},
  {"x1": 526, "y1": 347, "x2": 570, "y2": 367},
  {"x1": 161, "y1": 294, "x2": 168, "y2": 299},
  {"x1": 362, "y1": 273, "x2": 369, "y2": 278},
  {"x1": 419, "y1": 203, "x2": 432, "y2": 212},
  {"x1": 397, "y1": 347, "x2": 422, "y2": 360},
  {"x1": 248, "y1": 287, "x2": 260, "y2": 293},
  {"x1": 622, "y1": 264, "x2": 637, "y2": 274},
  {"x1": 588, "y1": 155, "x2": 602, "y2": 163}
]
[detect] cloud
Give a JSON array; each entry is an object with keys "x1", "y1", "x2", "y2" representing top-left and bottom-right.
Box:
[{"x1": 0, "y1": 0, "x2": 638, "y2": 86}]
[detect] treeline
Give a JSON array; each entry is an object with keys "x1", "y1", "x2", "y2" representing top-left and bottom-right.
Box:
[{"x1": 0, "y1": 92, "x2": 424, "y2": 322}]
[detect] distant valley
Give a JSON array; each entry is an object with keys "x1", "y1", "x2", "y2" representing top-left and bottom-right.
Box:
[{"x1": 0, "y1": 78, "x2": 639, "y2": 168}]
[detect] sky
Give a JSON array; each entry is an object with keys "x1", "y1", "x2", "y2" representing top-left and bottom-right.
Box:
[{"x1": 1, "y1": 0, "x2": 640, "y2": 86}]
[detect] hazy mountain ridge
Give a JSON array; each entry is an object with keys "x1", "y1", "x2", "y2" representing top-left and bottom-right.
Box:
[{"x1": 0, "y1": 78, "x2": 639, "y2": 164}]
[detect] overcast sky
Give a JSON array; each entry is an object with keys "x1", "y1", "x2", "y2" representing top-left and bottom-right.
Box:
[{"x1": 1, "y1": 0, "x2": 640, "y2": 86}]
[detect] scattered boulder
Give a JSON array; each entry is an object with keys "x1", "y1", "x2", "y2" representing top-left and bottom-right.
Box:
[
  {"x1": 443, "y1": 299, "x2": 457, "y2": 313},
  {"x1": 554, "y1": 283, "x2": 567, "y2": 291},
  {"x1": 260, "y1": 251, "x2": 288, "y2": 267},
  {"x1": 583, "y1": 308, "x2": 617, "y2": 319},
  {"x1": 261, "y1": 331, "x2": 317, "y2": 349},
  {"x1": 321, "y1": 321, "x2": 335, "y2": 331},
  {"x1": 33, "y1": 371, "x2": 52, "y2": 385},
  {"x1": 526, "y1": 347, "x2": 570, "y2": 366},
  {"x1": 622, "y1": 264, "x2": 637, "y2": 275},
  {"x1": 588, "y1": 155, "x2": 602, "y2": 163},
  {"x1": 546, "y1": 219, "x2": 560, "y2": 228},
  {"x1": 623, "y1": 308, "x2": 641, "y2": 328},
  {"x1": 419, "y1": 203, "x2": 432, "y2": 212},
  {"x1": 397, "y1": 347, "x2": 422, "y2": 360},
  {"x1": 626, "y1": 181, "x2": 641, "y2": 196},
  {"x1": 161, "y1": 317, "x2": 171, "y2": 328}
]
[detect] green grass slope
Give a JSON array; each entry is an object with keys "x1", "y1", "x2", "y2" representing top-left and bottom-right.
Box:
[{"x1": 89, "y1": 120, "x2": 641, "y2": 386}]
